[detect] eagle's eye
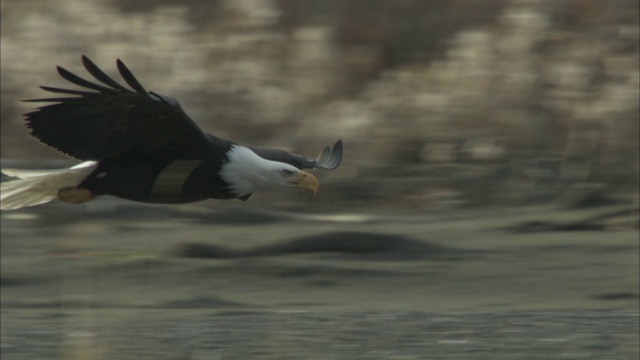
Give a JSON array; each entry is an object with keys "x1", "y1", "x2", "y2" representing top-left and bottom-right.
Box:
[{"x1": 280, "y1": 169, "x2": 294, "y2": 176}]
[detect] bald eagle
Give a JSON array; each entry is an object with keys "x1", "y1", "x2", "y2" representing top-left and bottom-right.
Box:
[{"x1": 0, "y1": 56, "x2": 342, "y2": 210}]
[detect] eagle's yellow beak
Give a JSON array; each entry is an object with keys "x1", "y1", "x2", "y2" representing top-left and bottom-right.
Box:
[{"x1": 289, "y1": 171, "x2": 319, "y2": 194}]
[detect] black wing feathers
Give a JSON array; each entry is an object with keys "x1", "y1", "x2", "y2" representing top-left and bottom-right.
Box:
[
  {"x1": 24, "y1": 55, "x2": 212, "y2": 161},
  {"x1": 37, "y1": 86, "x2": 99, "y2": 97},
  {"x1": 81, "y1": 56, "x2": 130, "y2": 92},
  {"x1": 56, "y1": 65, "x2": 116, "y2": 93},
  {"x1": 116, "y1": 59, "x2": 148, "y2": 94}
]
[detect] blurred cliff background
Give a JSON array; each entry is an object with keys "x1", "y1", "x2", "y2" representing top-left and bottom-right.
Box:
[{"x1": 1, "y1": 0, "x2": 638, "y2": 212}]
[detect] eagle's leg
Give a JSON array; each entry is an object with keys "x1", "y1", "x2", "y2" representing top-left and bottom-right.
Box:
[{"x1": 57, "y1": 186, "x2": 97, "y2": 205}]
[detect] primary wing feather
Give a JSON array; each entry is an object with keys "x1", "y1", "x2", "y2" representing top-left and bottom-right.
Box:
[
  {"x1": 24, "y1": 55, "x2": 212, "y2": 161},
  {"x1": 81, "y1": 56, "x2": 130, "y2": 92}
]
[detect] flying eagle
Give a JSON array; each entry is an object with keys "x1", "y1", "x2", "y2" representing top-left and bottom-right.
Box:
[{"x1": 0, "y1": 56, "x2": 342, "y2": 210}]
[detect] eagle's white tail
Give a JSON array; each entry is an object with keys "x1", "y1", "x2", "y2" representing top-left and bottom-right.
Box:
[{"x1": 1, "y1": 161, "x2": 97, "y2": 210}]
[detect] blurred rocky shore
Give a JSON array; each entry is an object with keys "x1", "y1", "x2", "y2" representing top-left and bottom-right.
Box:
[{"x1": 1, "y1": 0, "x2": 638, "y2": 212}]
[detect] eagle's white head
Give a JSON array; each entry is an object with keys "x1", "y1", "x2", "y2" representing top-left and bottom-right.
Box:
[{"x1": 220, "y1": 145, "x2": 319, "y2": 198}]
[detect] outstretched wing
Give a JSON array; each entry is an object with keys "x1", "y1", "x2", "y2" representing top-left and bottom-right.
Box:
[
  {"x1": 24, "y1": 55, "x2": 213, "y2": 161},
  {"x1": 248, "y1": 140, "x2": 343, "y2": 170}
]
